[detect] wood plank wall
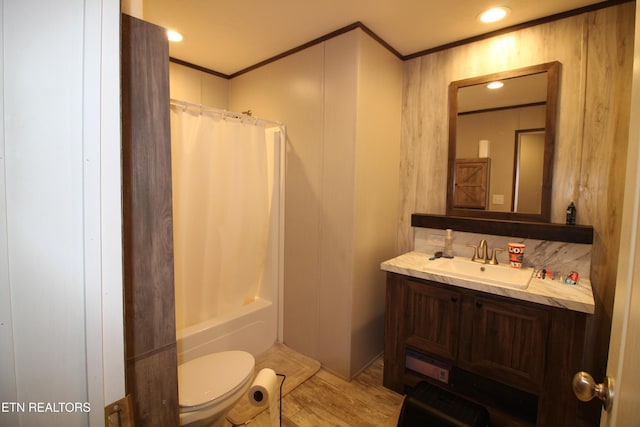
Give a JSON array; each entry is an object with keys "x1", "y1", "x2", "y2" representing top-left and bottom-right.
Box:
[
  {"x1": 399, "y1": 4, "x2": 634, "y2": 423},
  {"x1": 121, "y1": 14, "x2": 180, "y2": 426}
]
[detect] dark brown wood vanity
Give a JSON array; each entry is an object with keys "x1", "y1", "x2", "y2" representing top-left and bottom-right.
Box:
[{"x1": 383, "y1": 214, "x2": 594, "y2": 427}]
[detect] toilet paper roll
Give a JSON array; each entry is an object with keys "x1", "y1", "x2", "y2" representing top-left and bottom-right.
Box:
[
  {"x1": 478, "y1": 139, "x2": 490, "y2": 158},
  {"x1": 248, "y1": 368, "x2": 278, "y2": 407},
  {"x1": 248, "y1": 368, "x2": 279, "y2": 427}
]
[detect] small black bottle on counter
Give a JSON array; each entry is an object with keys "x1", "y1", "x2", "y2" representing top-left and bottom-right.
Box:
[{"x1": 566, "y1": 201, "x2": 576, "y2": 225}]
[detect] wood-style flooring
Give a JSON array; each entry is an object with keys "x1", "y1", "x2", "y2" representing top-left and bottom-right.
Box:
[{"x1": 244, "y1": 357, "x2": 404, "y2": 427}]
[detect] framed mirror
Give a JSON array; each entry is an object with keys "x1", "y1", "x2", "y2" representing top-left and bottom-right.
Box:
[{"x1": 446, "y1": 62, "x2": 560, "y2": 222}]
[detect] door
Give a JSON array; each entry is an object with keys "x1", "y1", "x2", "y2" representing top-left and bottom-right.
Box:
[
  {"x1": 513, "y1": 129, "x2": 544, "y2": 214},
  {"x1": 599, "y1": 5, "x2": 640, "y2": 423},
  {"x1": 453, "y1": 158, "x2": 490, "y2": 209},
  {"x1": 600, "y1": 125, "x2": 640, "y2": 425}
]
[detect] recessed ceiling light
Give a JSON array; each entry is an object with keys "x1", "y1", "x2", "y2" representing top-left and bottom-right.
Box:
[
  {"x1": 167, "y1": 29, "x2": 183, "y2": 42},
  {"x1": 479, "y1": 7, "x2": 510, "y2": 23},
  {"x1": 487, "y1": 81, "x2": 504, "y2": 89}
]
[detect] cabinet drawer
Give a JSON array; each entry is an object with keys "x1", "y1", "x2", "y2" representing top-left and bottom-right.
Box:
[
  {"x1": 404, "y1": 280, "x2": 461, "y2": 360},
  {"x1": 459, "y1": 295, "x2": 550, "y2": 393}
]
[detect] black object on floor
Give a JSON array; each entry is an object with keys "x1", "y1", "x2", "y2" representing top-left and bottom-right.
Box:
[{"x1": 397, "y1": 382, "x2": 491, "y2": 427}]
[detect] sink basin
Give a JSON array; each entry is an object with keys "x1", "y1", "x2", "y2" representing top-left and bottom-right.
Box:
[{"x1": 424, "y1": 256, "x2": 534, "y2": 289}]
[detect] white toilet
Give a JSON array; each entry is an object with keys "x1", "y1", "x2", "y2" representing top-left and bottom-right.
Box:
[{"x1": 178, "y1": 350, "x2": 255, "y2": 427}]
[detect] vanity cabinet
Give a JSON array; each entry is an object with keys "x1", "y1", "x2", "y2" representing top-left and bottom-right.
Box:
[
  {"x1": 384, "y1": 272, "x2": 586, "y2": 427},
  {"x1": 405, "y1": 280, "x2": 461, "y2": 361},
  {"x1": 458, "y1": 295, "x2": 549, "y2": 394}
]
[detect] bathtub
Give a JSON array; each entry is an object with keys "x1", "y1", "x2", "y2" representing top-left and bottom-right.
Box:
[
  {"x1": 175, "y1": 127, "x2": 284, "y2": 365},
  {"x1": 176, "y1": 297, "x2": 278, "y2": 364}
]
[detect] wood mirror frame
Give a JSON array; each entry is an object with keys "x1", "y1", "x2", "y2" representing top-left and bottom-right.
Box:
[{"x1": 446, "y1": 61, "x2": 560, "y2": 222}]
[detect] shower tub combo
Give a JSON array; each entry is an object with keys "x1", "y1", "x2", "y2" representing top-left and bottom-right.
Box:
[
  {"x1": 177, "y1": 296, "x2": 277, "y2": 364},
  {"x1": 171, "y1": 102, "x2": 285, "y2": 364}
]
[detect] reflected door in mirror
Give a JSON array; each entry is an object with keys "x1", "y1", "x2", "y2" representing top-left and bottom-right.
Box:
[
  {"x1": 454, "y1": 158, "x2": 489, "y2": 209},
  {"x1": 513, "y1": 129, "x2": 545, "y2": 213}
]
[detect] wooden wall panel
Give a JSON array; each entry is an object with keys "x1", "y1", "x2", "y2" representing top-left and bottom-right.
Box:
[
  {"x1": 399, "y1": 12, "x2": 589, "y2": 252},
  {"x1": 579, "y1": 4, "x2": 633, "y2": 378},
  {"x1": 121, "y1": 14, "x2": 179, "y2": 426},
  {"x1": 399, "y1": 6, "x2": 634, "y2": 425},
  {"x1": 126, "y1": 348, "x2": 179, "y2": 425}
]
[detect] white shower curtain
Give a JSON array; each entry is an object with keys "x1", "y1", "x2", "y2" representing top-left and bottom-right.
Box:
[{"x1": 171, "y1": 106, "x2": 271, "y2": 330}]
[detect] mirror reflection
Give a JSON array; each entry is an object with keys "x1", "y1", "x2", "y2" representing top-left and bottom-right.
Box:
[
  {"x1": 447, "y1": 62, "x2": 560, "y2": 222},
  {"x1": 514, "y1": 129, "x2": 545, "y2": 213}
]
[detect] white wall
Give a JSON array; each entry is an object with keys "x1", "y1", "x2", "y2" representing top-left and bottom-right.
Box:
[
  {"x1": 169, "y1": 62, "x2": 229, "y2": 108},
  {"x1": 316, "y1": 30, "x2": 358, "y2": 376},
  {"x1": 230, "y1": 41, "x2": 327, "y2": 363},
  {"x1": 92, "y1": 0, "x2": 126, "y2": 412},
  {"x1": 122, "y1": 0, "x2": 143, "y2": 19},
  {"x1": 351, "y1": 31, "x2": 402, "y2": 374},
  {"x1": 0, "y1": 1, "x2": 123, "y2": 426},
  {"x1": 227, "y1": 29, "x2": 402, "y2": 378}
]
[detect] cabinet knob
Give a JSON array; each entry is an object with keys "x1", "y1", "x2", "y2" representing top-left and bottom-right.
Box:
[
  {"x1": 475, "y1": 301, "x2": 483, "y2": 308},
  {"x1": 450, "y1": 296, "x2": 458, "y2": 303}
]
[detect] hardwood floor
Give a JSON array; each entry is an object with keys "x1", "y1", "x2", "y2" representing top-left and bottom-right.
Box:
[{"x1": 244, "y1": 357, "x2": 404, "y2": 427}]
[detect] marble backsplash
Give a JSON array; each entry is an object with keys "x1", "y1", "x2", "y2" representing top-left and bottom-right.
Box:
[{"x1": 414, "y1": 227, "x2": 592, "y2": 279}]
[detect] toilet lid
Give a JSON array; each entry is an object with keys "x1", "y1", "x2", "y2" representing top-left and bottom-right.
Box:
[{"x1": 178, "y1": 351, "x2": 255, "y2": 409}]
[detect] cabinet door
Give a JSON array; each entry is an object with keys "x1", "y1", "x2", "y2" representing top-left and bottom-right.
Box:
[
  {"x1": 461, "y1": 295, "x2": 549, "y2": 393},
  {"x1": 404, "y1": 280, "x2": 461, "y2": 361}
]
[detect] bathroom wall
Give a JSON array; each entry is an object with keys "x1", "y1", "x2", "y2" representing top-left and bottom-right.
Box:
[
  {"x1": 351, "y1": 32, "x2": 403, "y2": 375},
  {"x1": 414, "y1": 227, "x2": 593, "y2": 281},
  {"x1": 1, "y1": 1, "x2": 123, "y2": 425},
  {"x1": 168, "y1": 28, "x2": 403, "y2": 379},
  {"x1": 2, "y1": 5, "x2": 90, "y2": 424},
  {"x1": 164, "y1": 2, "x2": 633, "y2": 388},
  {"x1": 229, "y1": 29, "x2": 402, "y2": 379},
  {"x1": 399, "y1": 2, "x2": 634, "y2": 389},
  {"x1": 169, "y1": 62, "x2": 229, "y2": 108},
  {"x1": 168, "y1": 39, "x2": 327, "y2": 360},
  {"x1": 231, "y1": 43, "x2": 326, "y2": 362}
]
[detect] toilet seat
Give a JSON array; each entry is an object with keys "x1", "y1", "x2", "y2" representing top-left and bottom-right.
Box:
[{"x1": 178, "y1": 350, "x2": 255, "y2": 412}]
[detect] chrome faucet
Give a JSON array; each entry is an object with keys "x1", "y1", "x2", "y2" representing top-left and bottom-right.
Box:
[{"x1": 467, "y1": 240, "x2": 504, "y2": 264}]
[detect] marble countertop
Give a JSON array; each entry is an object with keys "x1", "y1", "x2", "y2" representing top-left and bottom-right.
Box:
[{"x1": 381, "y1": 251, "x2": 595, "y2": 314}]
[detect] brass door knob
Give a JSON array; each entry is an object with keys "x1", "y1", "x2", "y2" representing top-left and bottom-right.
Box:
[{"x1": 572, "y1": 371, "x2": 614, "y2": 412}]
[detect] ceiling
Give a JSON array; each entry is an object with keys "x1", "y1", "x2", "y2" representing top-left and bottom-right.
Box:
[{"x1": 142, "y1": 0, "x2": 608, "y2": 77}]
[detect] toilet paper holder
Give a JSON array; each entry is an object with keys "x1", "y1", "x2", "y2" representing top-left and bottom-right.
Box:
[{"x1": 247, "y1": 368, "x2": 286, "y2": 426}]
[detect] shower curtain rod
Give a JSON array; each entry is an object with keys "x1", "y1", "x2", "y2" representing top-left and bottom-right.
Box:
[{"x1": 170, "y1": 98, "x2": 283, "y2": 127}]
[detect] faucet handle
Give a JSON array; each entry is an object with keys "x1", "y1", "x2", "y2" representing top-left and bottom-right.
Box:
[
  {"x1": 489, "y1": 248, "x2": 505, "y2": 265},
  {"x1": 467, "y1": 244, "x2": 480, "y2": 262}
]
